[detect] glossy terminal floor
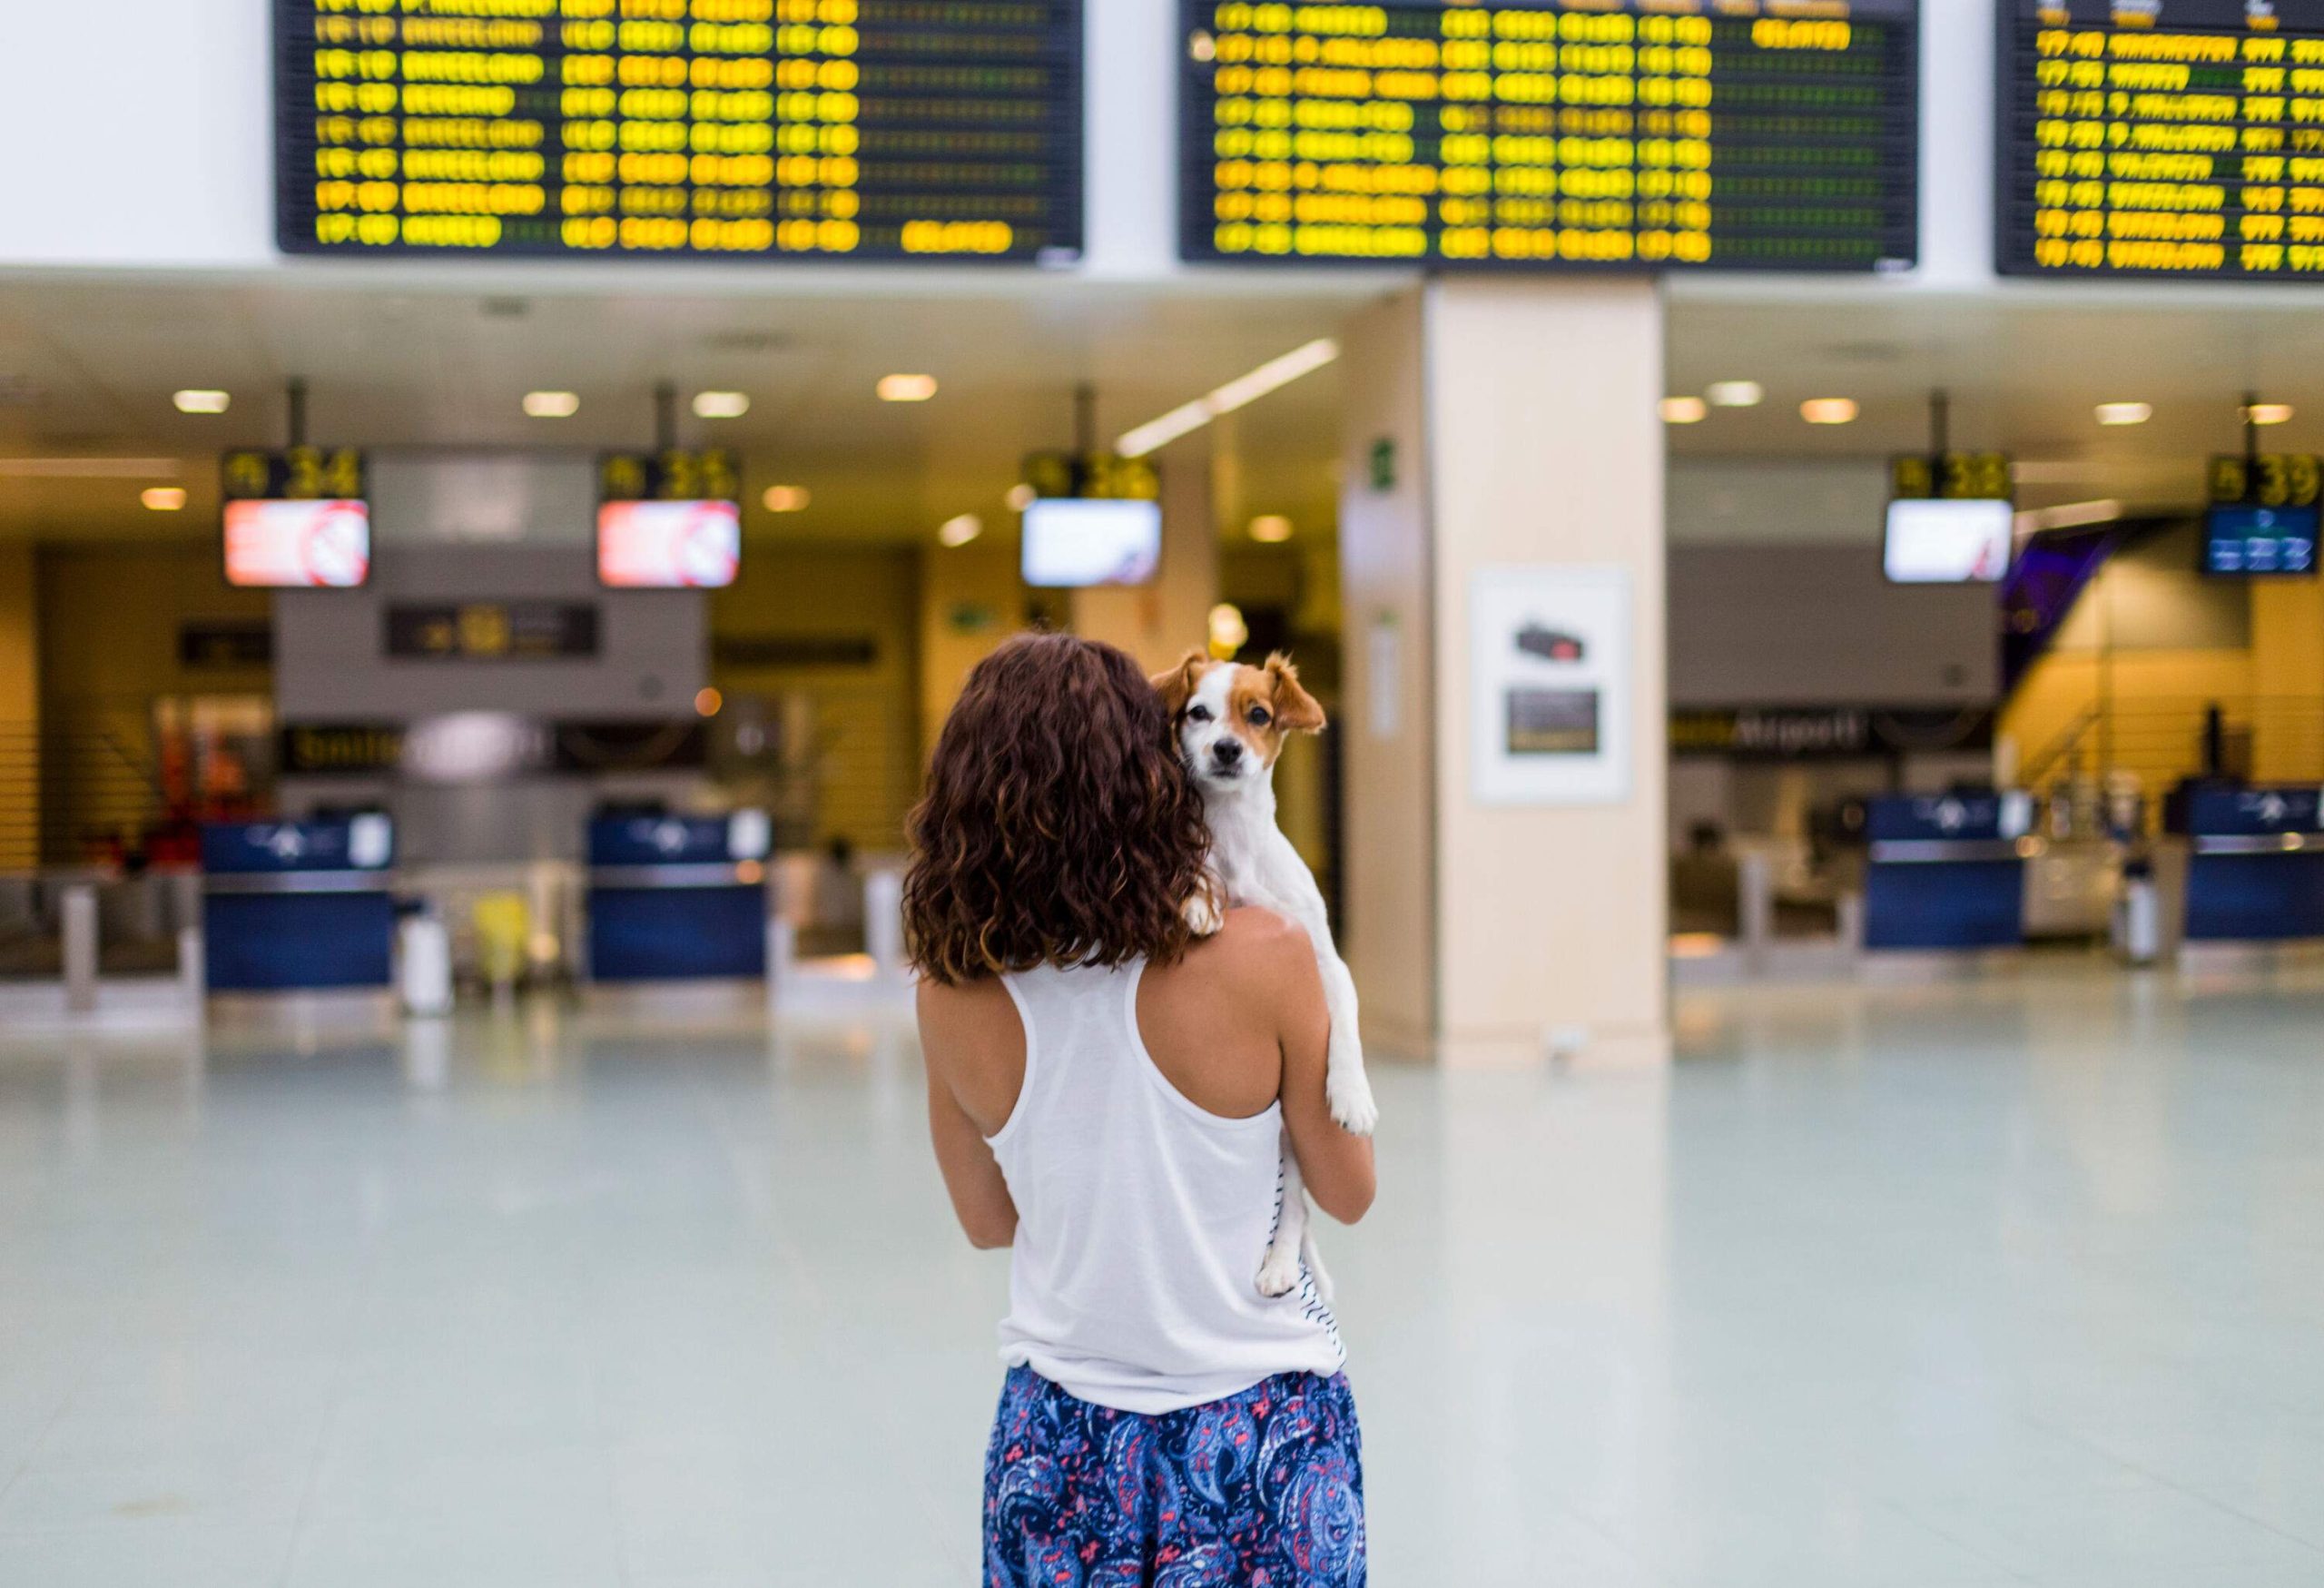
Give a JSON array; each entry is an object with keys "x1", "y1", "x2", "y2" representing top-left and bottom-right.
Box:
[{"x1": 1, "y1": 962, "x2": 2321, "y2": 1587}]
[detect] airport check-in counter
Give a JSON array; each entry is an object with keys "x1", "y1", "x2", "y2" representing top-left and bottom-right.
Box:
[
  {"x1": 201, "y1": 816, "x2": 398, "y2": 992},
  {"x1": 1858, "y1": 793, "x2": 2034, "y2": 952},
  {"x1": 585, "y1": 812, "x2": 772, "y2": 982},
  {"x1": 2159, "y1": 784, "x2": 2324, "y2": 947}
]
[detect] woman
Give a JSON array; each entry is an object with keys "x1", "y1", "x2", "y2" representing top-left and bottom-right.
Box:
[{"x1": 909, "y1": 632, "x2": 1375, "y2": 1587}]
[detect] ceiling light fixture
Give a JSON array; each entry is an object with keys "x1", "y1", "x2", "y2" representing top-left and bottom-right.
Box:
[
  {"x1": 1005, "y1": 483, "x2": 1037, "y2": 512},
  {"x1": 142, "y1": 487, "x2": 188, "y2": 511},
  {"x1": 2095, "y1": 401, "x2": 2152, "y2": 427},
  {"x1": 1706, "y1": 380, "x2": 1764, "y2": 409},
  {"x1": 523, "y1": 390, "x2": 579, "y2": 418},
  {"x1": 2015, "y1": 498, "x2": 2124, "y2": 535},
  {"x1": 878, "y1": 373, "x2": 939, "y2": 403},
  {"x1": 693, "y1": 390, "x2": 750, "y2": 419},
  {"x1": 938, "y1": 513, "x2": 982, "y2": 547},
  {"x1": 2246, "y1": 402, "x2": 2295, "y2": 426},
  {"x1": 1800, "y1": 398, "x2": 1859, "y2": 426},
  {"x1": 1249, "y1": 514, "x2": 1294, "y2": 543},
  {"x1": 762, "y1": 485, "x2": 810, "y2": 513},
  {"x1": 1118, "y1": 338, "x2": 1341, "y2": 459},
  {"x1": 1659, "y1": 396, "x2": 1709, "y2": 425},
  {"x1": 172, "y1": 390, "x2": 231, "y2": 415}
]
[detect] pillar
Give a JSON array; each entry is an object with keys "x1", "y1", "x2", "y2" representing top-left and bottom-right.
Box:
[
  {"x1": 918, "y1": 536, "x2": 1024, "y2": 763},
  {"x1": 1071, "y1": 443, "x2": 1219, "y2": 674},
  {"x1": 0, "y1": 542, "x2": 36, "y2": 870},
  {"x1": 2250, "y1": 581, "x2": 2324, "y2": 783},
  {"x1": 1339, "y1": 279, "x2": 1669, "y2": 1069}
]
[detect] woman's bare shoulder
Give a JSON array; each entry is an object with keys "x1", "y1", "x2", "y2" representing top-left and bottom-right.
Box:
[
  {"x1": 916, "y1": 976, "x2": 1021, "y2": 1060},
  {"x1": 1176, "y1": 909, "x2": 1322, "y2": 1009}
]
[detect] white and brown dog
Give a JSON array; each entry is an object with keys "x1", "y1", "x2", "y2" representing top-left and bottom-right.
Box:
[{"x1": 1153, "y1": 650, "x2": 1376, "y2": 1298}]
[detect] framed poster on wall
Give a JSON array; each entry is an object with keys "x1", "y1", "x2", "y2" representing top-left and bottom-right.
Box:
[{"x1": 1469, "y1": 566, "x2": 1632, "y2": 806}]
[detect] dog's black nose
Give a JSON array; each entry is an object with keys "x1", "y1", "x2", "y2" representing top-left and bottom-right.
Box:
[{"x1": 1213, "y1": 739, "x2": 1244, "y2": 765}]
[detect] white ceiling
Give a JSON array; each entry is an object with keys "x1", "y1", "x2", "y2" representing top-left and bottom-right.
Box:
[{"x1": 6, "y1": 271, "x2": 2324, "y2": 548}]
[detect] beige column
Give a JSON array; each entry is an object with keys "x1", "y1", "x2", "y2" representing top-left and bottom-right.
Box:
[
  {"x1": 917, "y1": 537, "x2": 1024, "y2": 761},
  {"x1": 0, "y1": 542, "x2": 36, "y2": 870},
  {"x1": 1070, "y1": 442, "x2": 1218, "y2": 673},
  {"x1": 1340, "y1": 278, "x2": 1669, "y2": 1070},
  {"x1": 2250, "y1": 581, "x2": 2324, "y2": 782}
]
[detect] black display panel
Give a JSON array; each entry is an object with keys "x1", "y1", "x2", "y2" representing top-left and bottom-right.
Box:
[
  {"x1": 2205, "y1": 504, "x2": 2321, "y2": 575},
  {"x1": 275, "y1": 0, "x2": 1081, "y2": 263},
  {"x1": 1177, "y1": 0, "x2": 1920, "y2": 271},
  {"x1": 1997, "y1": 0, "x2": 2324, "y2": 280}
]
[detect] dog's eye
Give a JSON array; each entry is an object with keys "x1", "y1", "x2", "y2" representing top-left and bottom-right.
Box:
[
  {"x1": 1186, "y1": 705, "x2": 1212, "y2": 723},
  {"x1": 1246, "y1": 706, "x2": 1271, "y2": 727}
]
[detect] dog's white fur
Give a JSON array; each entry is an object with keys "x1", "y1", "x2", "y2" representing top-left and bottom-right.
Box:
[{"x1": 1158, "y1": 653, "x2": 1376, "y2": 1300}]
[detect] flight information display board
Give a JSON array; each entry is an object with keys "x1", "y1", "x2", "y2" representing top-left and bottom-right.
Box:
[
  {"x1": 274, "y1": 0, "x2": 1082, "y2": 263},
  {"x1": 1177, "y1": 0, "x2": 1921, "y2": 271},
  {"x1": 1997, "y1": 0, "x2": 2324, "y2": 280}
]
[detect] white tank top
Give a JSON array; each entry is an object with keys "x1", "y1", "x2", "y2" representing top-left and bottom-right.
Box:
[{"x1": 987, "y1": 960, "x2": 1344, "y2": 1415}]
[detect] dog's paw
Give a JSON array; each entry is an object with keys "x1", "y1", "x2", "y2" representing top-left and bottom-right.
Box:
[
  {"x1": 1181, "y1": 889, "x2": 1226, "y2": 938},
  {"x1": 1326, "y1": 1064, "x2": 1379, "y2": 1137},
  {"x1": 1256, "y1": 1245, "x2": 1304, "y2": 1298}
]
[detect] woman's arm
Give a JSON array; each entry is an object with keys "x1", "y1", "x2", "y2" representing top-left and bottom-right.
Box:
[
  {"x1": 1264, "y1": 922, "x2": 1377, "y2": 1224},
  {"x1": 918, "y1": 980, "x2": 1021, "y2": 1250}
]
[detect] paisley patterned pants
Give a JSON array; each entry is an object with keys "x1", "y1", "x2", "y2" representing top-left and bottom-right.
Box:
[{"x1": 982, "y1": 1365, "x2": 1365, "y2": 1587}]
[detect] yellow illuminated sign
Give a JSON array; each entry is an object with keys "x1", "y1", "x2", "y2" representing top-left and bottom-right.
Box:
[
  {"x1": 2001, "y1": 0, "x2": 2324, "y2": 278},
  {"x1": 277, "y1": 0, "x2": 1081, "y2": 262},
  {"x1": 1180, "y1": 0, "x2": 1920, "y2": 271}
]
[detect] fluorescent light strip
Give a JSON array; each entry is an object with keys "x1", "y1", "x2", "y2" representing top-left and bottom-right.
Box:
[
  {"x1": 2015, "y1": 498, "x2": 2123, "y2": 536},
  {"x1": 1118, "y1": 339, "x2": 1340, "y2": 459},
  {"x1": 0, "y1": 458, "x2": 182, "y2": 479}
]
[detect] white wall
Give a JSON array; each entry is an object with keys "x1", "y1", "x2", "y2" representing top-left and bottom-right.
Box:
[{"x1": 1, "y1": 0, "x2": 274, "y2": 269}]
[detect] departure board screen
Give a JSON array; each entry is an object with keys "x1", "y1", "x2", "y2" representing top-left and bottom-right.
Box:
[
  {"x1": 1177, "y1": 0, "x2": 1921, "y2": 271},
  {"x1": 274, "y1": 0, "x2": 1082, "y2": 263},
  {"x1": 1998, "y1": 1, "x2": 2324, "y2": 280}
]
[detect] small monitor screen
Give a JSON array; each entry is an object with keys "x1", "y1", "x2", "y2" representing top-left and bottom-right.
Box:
[
  {"x1": 597, "y1": 500, "x2": 743, "y2": 589},
  {"x1": 223, "y1": 498, "x2": 370, "y2": 588},
  {"x1": 1884, "y1": 498, "x2": 2014, "y2": 584},
  {"x1": 1020, "y1": 498, "x2": 1163, "y2": 588},
  {"x1": 2204, "y1": 505, "x2": 2320, "y2": 577}
]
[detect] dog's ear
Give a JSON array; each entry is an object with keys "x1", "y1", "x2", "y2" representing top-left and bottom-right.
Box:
[
  {"x1": 1265, "y1": 653, "x2": 1326, "y2": 734},
  {"x1": 1150, "y1": 649, "x2": 1208, "y2": 717}
]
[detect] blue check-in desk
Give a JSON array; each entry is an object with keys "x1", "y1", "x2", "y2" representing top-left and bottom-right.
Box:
[
  {"x1": 1859, "y1": 794, "x2": 2034, "y2": 952},
  {"x1": 2161, "y1": 783, "x2": 2324, "y2": 945},
  {"x1": 201, "y1": 816, "x2": 397, "y2": 991},
  {"x1": 586, "y1": 813, "x2": 772, "y2": 982}
]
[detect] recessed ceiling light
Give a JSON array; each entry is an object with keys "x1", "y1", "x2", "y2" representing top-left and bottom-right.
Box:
[
  {"x1": 142, "y1": 487, "x2": 187, "y2": 511},
  {"x1": 762, "y1": 485, "x2": 810, "y2": 513},
  {"x1": 879, "y1": 373, "x2": 939, "y2": 403},
  {"x1": 172, "y1": 390, "x2": 230, "y2": 415},
  {"x1": 2095, "y1": 402, "x2": 2152, "y2": 427},
  {"x1": 1706, "y1": 380, "x2": 1764, "y2": 409},
  {"x1": 1659, "y1": 396, "x2": 1709, "y2": 425},
  {"x1": 1249, "y1": 514, "x2": 1294, "y2": 543},
  {"x1": 1005, "y1": 482, "x2": 1037, "y2": 512},
  {"x1": 2247, "y1": 402, "x2": 2295, "y2": 426},
  {"x1": 523, "y1": 390, "x2": 579, "y2": 418},
  {"x1": 693, "y1": 390, "x2": 749, "y2": 419},
  {"x1": 938, "y1": 513, "x2": 982, "y2": 547},
  {"x1": 1800, "y1": 398, "x2": 1859, "y2": 426}
]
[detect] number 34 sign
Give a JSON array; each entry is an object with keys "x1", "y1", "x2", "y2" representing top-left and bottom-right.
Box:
[{"x1": 222, "y1": 446, "x2": 367, "y2": 501}]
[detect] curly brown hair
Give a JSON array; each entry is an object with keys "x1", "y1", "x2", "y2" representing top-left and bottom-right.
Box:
[{"x1": 905, "y1": 632, "x2": 1217, "y2": 984}]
